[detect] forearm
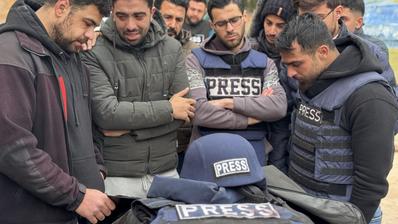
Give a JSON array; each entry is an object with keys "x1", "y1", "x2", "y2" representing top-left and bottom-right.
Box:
[{"x1": 233, "y1": 84, "x2": 287, "y2": 121}]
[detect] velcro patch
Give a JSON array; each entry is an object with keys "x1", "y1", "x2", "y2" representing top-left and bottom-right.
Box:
[
  {"x1": 297, "y1": 102, "x2": 323, "y2": 126},
  {"x1": 205, "y1": 76, "x2": 262, "y2": 97},
  {"x1": 176, "y1": 203, "x2": 280, "y2": 220},
  {"x1": 213, "y1": 158, "x2": 250, "y2": 178}
]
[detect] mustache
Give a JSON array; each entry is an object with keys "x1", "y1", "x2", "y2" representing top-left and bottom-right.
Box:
[
  {"x1": 124, "y1": 28, "x2": 140, "y2": 34},
  {"x1": 167, "y1": 27, "x2": 177, "y2": 36}
]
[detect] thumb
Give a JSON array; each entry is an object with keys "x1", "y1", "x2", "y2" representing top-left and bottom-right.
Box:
[{"x1": 174, "y1": 87, "x2": 189, "y2": 97}]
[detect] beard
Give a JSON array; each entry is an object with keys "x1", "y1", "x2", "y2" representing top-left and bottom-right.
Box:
[
  {"x1": 167, "y1": 27, "x2": 179, "y2": 38},
  {"x1": 52, "y1": 13, "x2": 87, "y2": 53}
]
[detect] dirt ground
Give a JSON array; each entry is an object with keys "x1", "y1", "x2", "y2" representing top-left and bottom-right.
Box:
[{"x1": 381, "y1": 140, "x2": 398, "y2": 223}]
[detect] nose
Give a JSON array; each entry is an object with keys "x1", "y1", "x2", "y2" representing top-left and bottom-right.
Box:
[
  {"x1": 287, "y1": 66, "x2": 297, "y2": 78},
  {"x1": 126, "y1": 17, "x2": 138, "y2": 30},
  {"x1": 168, "y1": 19, "x2": 176, "y2": 30},
  {"x1": 269, "y1": 25, "x2": 277, "y2": 35},
  {"x1": 226, "y1": 21, "x2": 234, "y2": 32}
]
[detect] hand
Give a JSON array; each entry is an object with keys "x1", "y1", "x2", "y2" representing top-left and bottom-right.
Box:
[
  {"x1": 102, "y1": 130, "x2": 130, "y2": 137},
  {"x1": 169, "y1": 88, "x2": 196, "y2": 122},
  {"x1": 248, "y1": 117, "x2": 261, "y2": 125},
  {"x1": 80, "y1": 31, "x2": 102, "y2": 51},
  {"x1": 209, "y1": 98, "x2": 234, "y2": 109},
  {"x1": 75, "y1": 189, "x2": 115, "y2": 224},
  {"x1": 262, "y1": 87, "x2": 273, "y2": 96}
]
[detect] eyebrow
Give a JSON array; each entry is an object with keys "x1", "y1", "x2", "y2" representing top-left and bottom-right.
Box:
[{"x1": 84, "y1": 18, "x2": 99, "y2": 27}]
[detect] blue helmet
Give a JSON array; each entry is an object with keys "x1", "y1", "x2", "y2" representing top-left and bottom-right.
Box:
[{"x1": 180, "y1": 133, "x2": 265, "y2": 187}]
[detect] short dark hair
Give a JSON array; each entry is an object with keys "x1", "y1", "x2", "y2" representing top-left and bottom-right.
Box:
[
  {"x1": 155, "y1": 0, "x2": 187, "y2": 10},
  {"x1": 207, "y1": 0, "x2": 244, "y2": 21},
  {"x1": 275, "y1": 13, "x2": 336, "y2": 54},
  {"x1": 113, "y1": 0, "x2": 154, "y2": 8},
  {"x1": 293, "y1": 0, "x2": 340, "y2": 12},
  {"x1": 188, "y1": 0, "x2": 208, "y2": 7},
  {"x1": 44, "y1": 0, "x2": 111, "y2": 16},
  {"x1": 340, "y1": 0, "x2": 364, "y2": 16}
]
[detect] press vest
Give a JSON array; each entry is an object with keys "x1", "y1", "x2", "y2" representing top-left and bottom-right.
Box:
[
  {"x1": 289, "y1": 72, "x2": 390, "y2": 201},
  {"x1": 192, "y1": 48, "x2": 270, "y2": 166}
]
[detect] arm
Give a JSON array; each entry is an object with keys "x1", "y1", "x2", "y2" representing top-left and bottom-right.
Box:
[
  {"x1": 232, "y1": 59, "x2": 287, "y2": 121},
  {"x1": 81, "y1": 51, "x2": 175, "y2": 130},
  {"x1": 0, "y1": 66, "x2": 82, "y2": 211},
  {"x1": 345, "y1": 84, "x2": 398, "y2": 223},
  {"x1": 186, "y1": 53, "x2": 248, "y2": 129}
]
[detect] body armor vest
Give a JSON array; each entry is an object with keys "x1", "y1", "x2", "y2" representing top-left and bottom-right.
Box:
[
  {"x1": 192, "y1": 48, "x2": 270, "y2": 166},
  {"x1": 289, "y1": 72, "x2": 389, "y2": 201}
]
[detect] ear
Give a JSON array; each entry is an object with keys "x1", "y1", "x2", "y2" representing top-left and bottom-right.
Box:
[
  {"x1": 317, "y1": 44, "x2": 329, "y2": 59},
  {"x1": 209, "y1": 19, "x2": 215, "y2": 30},
  {"x1": 54, "y1": 0, "x2": 71, "y2": 18},
  {"x1": 242, "y1": 10, "x2": 247, "y2": 23},
  {"x1": 334, "y1": 5, "x2": 343, "y2": 20},
  {"x1": 356, "y1": 16, "x2": 364, "y2": 29}
]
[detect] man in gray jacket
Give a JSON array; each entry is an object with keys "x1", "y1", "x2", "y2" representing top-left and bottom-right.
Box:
[
  {"x1": 186, "y1": 0, "x2": 287, "y2": 166},
  {"x1": 81, "y1": 0, "x2": 195, "y2": 219}
]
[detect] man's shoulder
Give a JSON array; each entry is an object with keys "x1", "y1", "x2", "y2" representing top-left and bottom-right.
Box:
[
  {"x1": 160, "y1": 35, "x2": 182, "y2": 51},
  {"x1": 347, "y1": 81, "x2": 398, "y2": 109}
]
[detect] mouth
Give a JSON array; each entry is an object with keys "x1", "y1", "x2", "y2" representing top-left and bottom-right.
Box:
[
  {"x1": 124, "y1": 31, "x2": 140, "y2": 41},
  {"x1": 226, "y1": 34, "x2": 238, "y2": 41}
]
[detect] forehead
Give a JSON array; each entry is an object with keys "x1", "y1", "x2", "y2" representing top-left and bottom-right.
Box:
[
  {"x1": 113, "y1": 0, "x2": 150, "y2": 13},
  {"x1": 264, "y1": 14, "x2": 286, "y2": 24},
  {"x1": 211, "y1": 3, "x2": 242, "y2": 21},
  {"x1": 299, "y1": 2, "x2": 329, "y2": 14},
  {"x1": 160, "y1": 1, "x2": 186, "y2": 15},
  {"x1": 188, "y1": 0, "x2": 206, "y2": 9},
  {"x1": 71, "y1": 4, "x2": 102, "y2": 25},
  {"x1": 280, "y1": 41, "x2": 308, "y2": 63}
]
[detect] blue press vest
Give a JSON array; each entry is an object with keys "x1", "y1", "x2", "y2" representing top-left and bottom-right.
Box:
[
  {"x1": 289, "y1": 72, "x2": 390, "y2": 201},
  {"x1": 192, "y1": 48, "x2": 270, "y2": 166}
]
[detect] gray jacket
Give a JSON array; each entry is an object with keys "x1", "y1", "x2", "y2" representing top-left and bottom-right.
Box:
[{"x1": 82, "y1": 18, "x2": 189, "y2": 177}]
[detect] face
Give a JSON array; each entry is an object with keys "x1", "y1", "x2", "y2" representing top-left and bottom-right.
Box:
[
  {"x1": 186, "y1": 0, "x2": 207, "y2": 25},
  {"x1": 280, "y1": 41, "x2": 325, "y2": 91},
  {"x1": 263, "y1": 14, "x2": 286, "y2": 45},
  {"x1": 210, "y1": 3, "x2": 246, "y2": 53},
  {"x1": 112, "y1": 0, "x2": 153, "y2": 45},
  {"x1": 53, "y1": 4, "x2": 102, "y2": 53},
  {"x1": 160, "y1": 1, "x2": 186, "y2": 38},
  {"x1": 299, "y1": 3, "x2": 342, "y2": 38},
  {"x1": 340, "y1": 7, "x2": 363, "y2": 33}
]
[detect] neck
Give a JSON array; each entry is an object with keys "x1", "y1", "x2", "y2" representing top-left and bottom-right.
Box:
[{"x1": 35, "y1": 6, "x2": 53, "y2": 37}]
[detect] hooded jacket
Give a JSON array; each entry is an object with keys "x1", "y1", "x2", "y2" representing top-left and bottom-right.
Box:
[
  {"x1": 296, "y1": 34, "x2": 398, "y2": 223},
  {"x1": 81, "y1": 15, "x2": 189, "y2": 177},
  {"x1": 0, "y1": 0, "x2": 105, "y2": 223},
  {"x1": 186, "y1": 34, "x2": 287, "y2": 141}
]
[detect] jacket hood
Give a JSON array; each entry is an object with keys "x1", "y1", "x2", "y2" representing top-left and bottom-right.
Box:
[
  {"x1": 0, "y1": 0, "x2": 66, "y2": 56},
  {"x1": 101, "y1": 10, "x2": 167, "y2": 51},
  {"x1": 200, "y1": 33, "x2": 251, "y2": 56},
  {"x1": 319, "y1": 33, "x2": 383, "y2": 80}
]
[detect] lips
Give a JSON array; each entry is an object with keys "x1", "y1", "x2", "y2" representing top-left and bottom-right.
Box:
[
  {"x1": 226, "y1": 34, "x2": 238, "y2": 41},
  {"x1": 125, "y1": 32, "x2": 140, "y2": 41}
]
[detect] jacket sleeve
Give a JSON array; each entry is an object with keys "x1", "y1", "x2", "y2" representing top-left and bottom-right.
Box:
[
  {"x1": 186, "y1": 53, "x2": 249, "y2": 129},
  {"x1": 0, "y1": 65, "x2": 83, "y2": 211},
  {"x1": 345, "y1": 83, "x2": 398, "y2": 223},
  {"x1": 233, "y1": 59, "x2": 287, "y2": 121},
  {"x1": 81, "y1": 51, "x2": 175, "y2": 130},
  {"x1": 129, "y1": 45, "x2": 189, "y2": 139}
]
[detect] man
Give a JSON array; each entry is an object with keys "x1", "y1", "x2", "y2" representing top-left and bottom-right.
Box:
[
  {"x1": 82, "y1": 0, "x2": 195, "y2": 212},
  {"x1": 186, "y1": 0, "x2": 287, "y2": 166},
  {"x1": 340, "y1": 0, "x2": 389, "y2": 56},
  {"x1": 294, "y1": 0, "x2": 396, "y2": 91},
  {"x1": 156, "y1": 0, "x2": 198, "y2": 172},
  {"x1": 157, "y1": 0, "x2": 197, "y2": 57},
  {"x1": 184, "y1": 0, "x2": 212, "y2": 44},
  {"x1": 249, "y1": 0, "x2": 296, "y2": 173},
  {"x1": 0, "y1": 0, "x2": 115, "y2": 224},
  {"x1": 275, "y1": 13, "x2": 398, "y2": 224}
]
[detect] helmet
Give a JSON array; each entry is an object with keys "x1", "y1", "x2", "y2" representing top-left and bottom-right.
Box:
[{"x1": 180, "y1": 133, "x2": 265, "y2": 187}]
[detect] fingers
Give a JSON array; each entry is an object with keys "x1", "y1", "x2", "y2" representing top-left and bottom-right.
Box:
[{"x1": 173, "y1": 87, "x2": 189, "y2": 97}]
